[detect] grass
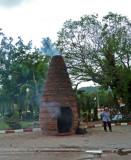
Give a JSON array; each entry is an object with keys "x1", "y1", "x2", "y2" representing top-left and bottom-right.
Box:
[
  {"x1": 0, "y1": 120, "x2": 9, "y2": 130},
  {"x1": 20, "y1": 121, "x2": 33, "y2": 129},
  {"x1": 0, "y1": 119, "x2": 33, "y2": 130}
]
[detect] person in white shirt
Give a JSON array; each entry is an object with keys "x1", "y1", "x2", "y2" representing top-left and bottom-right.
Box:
[{"x1": 101, "y1": 107, "x2": 112, "y2": 132}]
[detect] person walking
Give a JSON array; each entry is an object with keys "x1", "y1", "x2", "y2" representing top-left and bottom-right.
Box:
[{"x1": 101, "y1": 107, "x2": 112, "y2": 132}]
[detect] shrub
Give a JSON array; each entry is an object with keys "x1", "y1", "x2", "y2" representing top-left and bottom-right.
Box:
[{"x1": 5, "y1": 112, "x2": 21, "y2": 129}]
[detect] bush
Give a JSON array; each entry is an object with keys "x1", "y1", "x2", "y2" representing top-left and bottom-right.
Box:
[
  {"x1": 20, "y1": 121, "x2": 33, "y2": 128},
  {"x1": 5, "y1": 112, "x2": 21, "y2": 129},
  {"x1": 0, "y1": 120, "x2": 9, "y2": 130}
]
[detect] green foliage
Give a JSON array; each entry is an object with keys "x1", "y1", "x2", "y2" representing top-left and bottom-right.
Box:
[
  {"x1": 0, "y1": 120, "x2": 9, "y2": 130},
  {"x1": 20, "y1": 121, "x2": 33, "y2": 129},
  {"x1": 56, "y1": 12, "x2": 131, "y2": 107},
  {"x1": 76, "y1": 91, "x2": 95, "y2": 121},
  {"x1": 76, "y1": 87, "x2": 114, "y2": 121},
  {"x1": 5, "y1": 112, "x2": 21, "y2": 129},
  {"x1": 0, "y1": 120, "x2": 34, "y2": 130},
  {"x1": 0, "y1": 30, "x2": 49, "y2": 119}
]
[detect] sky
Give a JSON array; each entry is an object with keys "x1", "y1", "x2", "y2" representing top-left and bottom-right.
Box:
[
  {"x1": 0, "y1": 0, "x2": 131, "y2": 48},
  {"x1": 0, "y1": 0, "x2": 131, "y2": 87}
]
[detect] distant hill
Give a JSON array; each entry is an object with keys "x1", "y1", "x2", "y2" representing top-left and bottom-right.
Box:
[{"x1": 78, "y1": 86, "x2": 100, "y2": 93}]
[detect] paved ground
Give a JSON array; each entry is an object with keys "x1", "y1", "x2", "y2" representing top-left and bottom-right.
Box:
[
  {"x1": 0, "y1": 151, "x2": 130, "y2": 160},
  {"x1": 0, "y1": 125, "x2": 131, "y2": 159}
]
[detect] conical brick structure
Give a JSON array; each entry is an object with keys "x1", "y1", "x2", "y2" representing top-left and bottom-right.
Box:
[{"x1": 39, "y1": 55, "x2": 79, "y2": 135}]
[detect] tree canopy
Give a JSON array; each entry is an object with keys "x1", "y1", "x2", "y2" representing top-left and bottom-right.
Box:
[
  {"x1": 56, "y1": 12, "x2": 131, "y2": 106},
  {"x1": 0, "y1": 31, "x2": 49, "y2": 118}
]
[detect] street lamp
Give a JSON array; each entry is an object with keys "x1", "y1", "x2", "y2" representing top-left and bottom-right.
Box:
[
  {"x1": 26, "y1": 88, "x2": 30, "y2": 93},
  {"x1": 26, "y1": 87, "x2": 30, "y2": 113}
]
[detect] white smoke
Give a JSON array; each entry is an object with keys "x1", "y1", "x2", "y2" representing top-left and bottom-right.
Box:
[
  {"x1": 0, "y1": 0, "x2": 33, "y2": 8},
  {"x1": 41, "y1": 102, "x2": 61, "y2": 118}
]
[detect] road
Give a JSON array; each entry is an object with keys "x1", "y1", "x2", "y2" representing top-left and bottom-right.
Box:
[{"x1": 0, "y1": 125, "x2": 131, "y2": 159}]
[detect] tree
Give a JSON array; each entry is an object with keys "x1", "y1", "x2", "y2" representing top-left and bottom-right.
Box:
[
  {"x1": 56, "y1": 12, "x2": 131, "y2": 108},
  {"x1": 76, "y1": 91, "x2": 95, "y2": 121},
  {"x1": 0, "y1": 31, "x2": 49, "y2": 119}
]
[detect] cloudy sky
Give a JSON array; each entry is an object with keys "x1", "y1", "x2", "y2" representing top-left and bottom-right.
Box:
[
  {"x1": 0, "y1": 0, "x2": 131, "y2": 87},
  {"x1": 0, "y1": 0, "x2": 131, "y2": 48}
]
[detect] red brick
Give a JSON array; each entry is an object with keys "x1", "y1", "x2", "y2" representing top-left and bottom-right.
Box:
[{"x1": 39, "y1": 55, "x2": 79, "y2": 135}]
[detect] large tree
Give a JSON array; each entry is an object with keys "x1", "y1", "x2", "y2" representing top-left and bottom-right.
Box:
[
  {"x1": 56, "y1": 12, "x2": 131, "y2": 107},
  {"x1": 0, "y1": 31, "x2": 49, "y2": 118}
]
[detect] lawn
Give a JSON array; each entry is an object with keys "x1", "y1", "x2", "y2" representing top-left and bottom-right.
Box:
[
  {"x1": 0, "y1": 119, "x2": 34, "y2": 130},
  {"x1": 0, "y1": 120, "x2": 9, "y2": 130}
]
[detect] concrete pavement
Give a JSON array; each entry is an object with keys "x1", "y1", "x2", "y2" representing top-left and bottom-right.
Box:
[{"x1": 0, "y1": 125, "x2": 131, "y2": 159}]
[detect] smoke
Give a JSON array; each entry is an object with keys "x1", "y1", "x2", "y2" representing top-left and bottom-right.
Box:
[
  {"x1": 41, "y1": 37, "x2": 60, "y2": 57},
  {"x1": 41, "y1": 102, "x2": 61, "y2": 118},
  {"x1": 0, "y1": 0, "x2": 33, "y2": 8}
]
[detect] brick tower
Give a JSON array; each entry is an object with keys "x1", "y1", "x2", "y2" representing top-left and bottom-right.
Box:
[{"x1": 39, "y1": 55, "x2": 79, "y2": 135}]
